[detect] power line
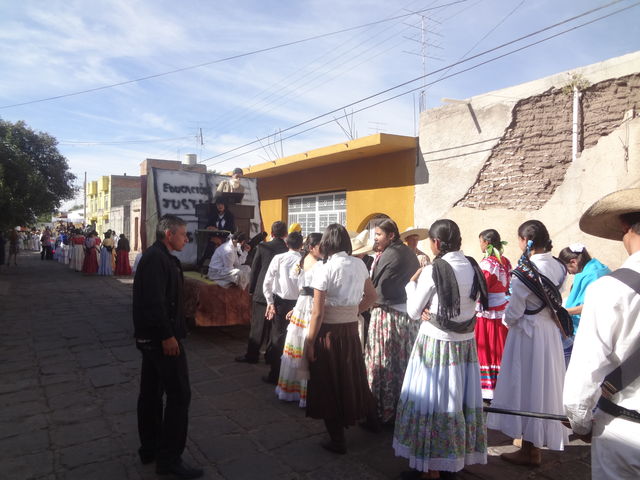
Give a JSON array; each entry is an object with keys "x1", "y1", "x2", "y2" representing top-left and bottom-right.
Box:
[
  {"x1": 0, "y1": 0, "x2": 468, "y2": 110},
  {"x1": 58, "y1": 136, "x2": 193, "y2": 146},
  {"x1": 203, "y1": 0, "x2": 637, "y2": 165}
]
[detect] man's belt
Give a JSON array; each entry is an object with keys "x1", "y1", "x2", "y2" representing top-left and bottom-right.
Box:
[{"x1": 597, "y1": 396, "x2": 640, "y2": 423}]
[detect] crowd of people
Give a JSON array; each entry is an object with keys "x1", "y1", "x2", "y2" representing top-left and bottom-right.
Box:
[
  {"x1": 131, "y1": 187, "x2": 640, "y2": 480},
  {"x1": 0, "y1": 225, "x2": 133, "y2": 276}
]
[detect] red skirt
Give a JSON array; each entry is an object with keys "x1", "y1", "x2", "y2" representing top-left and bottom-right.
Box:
[
  {"x1": 475, "y1": 311, "x2": 508, "y2": 400},
  {"x1": 82, "y1": 249, "x2": 99, "y2": 274},
  {"x1": 114, "y1": 251, "x2": 132, "y2": 275}
]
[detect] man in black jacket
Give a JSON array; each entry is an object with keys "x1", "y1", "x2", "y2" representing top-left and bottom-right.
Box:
[
  {"x1": 235, "y1": 220, "x2": 288, "y2": 364},
  {"x1": 133, "y1": 214, "x2": 202, "y2": 479}
]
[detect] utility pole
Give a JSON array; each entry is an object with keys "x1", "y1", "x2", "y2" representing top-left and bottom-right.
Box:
[
  {"x1": 83, "y1": 171, "x2": 87, "y2": 229},
  {"x1": 403, "y1": 11, "x2": 443, "y2": 112}
]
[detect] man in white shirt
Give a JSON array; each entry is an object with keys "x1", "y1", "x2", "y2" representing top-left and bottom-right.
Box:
[
  {"x1": 262, "y1": 232, "x2": 303, "y2": 384},
  {"x1": 564, "y1": 188, "x2": 640, "y2": 480},
  {"x1": 207, "y1": 232, "x2": 250, "y2": 289}
]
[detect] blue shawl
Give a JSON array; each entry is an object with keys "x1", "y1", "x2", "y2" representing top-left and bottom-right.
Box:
[{"x1": 565, "y1": 258, "x2": 611, "y2": 330}]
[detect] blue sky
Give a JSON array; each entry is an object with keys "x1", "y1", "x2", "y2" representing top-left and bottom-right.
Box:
[{"x1": 1, "y1": 0, "x2": 638, "y2": 208}]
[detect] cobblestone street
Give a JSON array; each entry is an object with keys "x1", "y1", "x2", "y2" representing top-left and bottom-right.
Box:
[{"x1": 0, "y1": 252, "x2": 592, "y2": 480}]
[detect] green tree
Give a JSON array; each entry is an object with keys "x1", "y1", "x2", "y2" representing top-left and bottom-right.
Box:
[{"x1": 0, "y1": 119, "x2": 76, "y2": 228}]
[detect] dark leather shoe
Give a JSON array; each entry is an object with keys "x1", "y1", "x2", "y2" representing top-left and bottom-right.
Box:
[
  {"x1": 156, "y1": 459, "x2": 203, "y2": 479},
  {"x1": 235, "y1": 355, "x2": 257, "y2": 364}
]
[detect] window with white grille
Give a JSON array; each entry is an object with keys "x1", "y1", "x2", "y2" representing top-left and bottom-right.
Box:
[{"x1": 288, "y1": 191, "x2": 346, "y2": 235}]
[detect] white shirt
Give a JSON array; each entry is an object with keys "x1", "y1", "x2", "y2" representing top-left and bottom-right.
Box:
[
  {"x1": 405, "y1": 251, "x2": 478, "y2": 341},
  {"x1": 263, "y1": 250, "x2": 302, "y2": 302},
  {"x1": 564, "y1": 250, "x2": 640, "y2": 435},
  {"x1": 208, "y1": 238, "x2": 240, "y2": 277},
  {"x1": 311, "y1": 251, "x2": 369, "y2": 306}
]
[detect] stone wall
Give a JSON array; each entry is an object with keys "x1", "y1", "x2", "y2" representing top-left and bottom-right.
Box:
[{"x1": 457, "y1": 73, "x2": 640, "y2": 210}]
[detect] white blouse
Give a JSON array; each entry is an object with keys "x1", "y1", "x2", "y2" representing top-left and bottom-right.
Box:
[
  {"x1": 405, "y1": 251, "x2": 478, "y2": 341},
  {"x1": 311, "y1": 251, "x2": 369, "y2": 306},
  {"x1": 505, "y1": 252, "x2": 566, "y2": 334}
]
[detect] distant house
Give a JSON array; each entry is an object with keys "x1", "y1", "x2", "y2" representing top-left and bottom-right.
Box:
[
  {"x1": 244, "y1": 133, "x2": 418, "y2": 236},
  {"x1": 85, "y1": 174, "x2": 140, "y2": 235}
]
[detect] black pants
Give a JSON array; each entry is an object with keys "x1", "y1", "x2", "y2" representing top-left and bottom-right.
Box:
[
  {"x1": 245, "y1": 301, "x2": 269, "y2": 362},
  {"x1": 137, "y1": 341, "x2": 191, "y2": 467},
  {"x1": 41, "y1": 245, "x2": 52, "y2": 260},
  {"x1": 264, "y1": 295, "x2": 297, "y2": 381}
]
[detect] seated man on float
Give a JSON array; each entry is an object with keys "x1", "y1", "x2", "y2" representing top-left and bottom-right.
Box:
[{"x1": 207, "y1": 231, "x2": 251, "y2": 289}]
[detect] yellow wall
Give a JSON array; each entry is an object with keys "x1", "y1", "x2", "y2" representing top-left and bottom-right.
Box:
[{"x1": 257, "y1": 149, "x2": 416, "y2": 234}]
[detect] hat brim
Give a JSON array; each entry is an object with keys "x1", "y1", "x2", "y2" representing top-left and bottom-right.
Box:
[
  {"x1": 579, "y1": 188, "x2": 640, "y2": 241},
  {"x1": 400, "y1": 228, "x2": 429, "y2": 241},
  {"x1": 352, "y1": 244, "x2": 374, "y2": 255}
]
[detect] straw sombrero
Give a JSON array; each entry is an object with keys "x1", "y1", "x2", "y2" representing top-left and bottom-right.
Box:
[
  {"x1": 579, "y1": 188, "x2": 640, "y2": 241},
  {"x1": 351, "y1": 230, "x2": 374, "y2": 256},
  {"x1": 399, "y1": 226, "x2": 429, "y2": 242}
]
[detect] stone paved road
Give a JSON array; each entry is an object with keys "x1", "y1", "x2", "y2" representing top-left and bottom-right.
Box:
[{"x1": 0, "y1": 252, "x2": 591, "y2": 480}]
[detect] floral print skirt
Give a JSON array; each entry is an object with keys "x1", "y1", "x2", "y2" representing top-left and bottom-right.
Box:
[
  {"x1": 365, "y1": 306, "x2": 419, "y2": 423},
  {"x1": 393, "y1": 332, "x2": 487, "y2": 473},
  {"x1": 276, "y1": 294, "x2": 312, "y2": 407}
]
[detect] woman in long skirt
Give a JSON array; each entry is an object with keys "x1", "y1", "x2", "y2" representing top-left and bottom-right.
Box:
[
  {"x1": 114, "y1": 234, "x2": 132, "y2": 276},
  {"x1": 71, "y1": 230, "x2": 85, "y2": 271},
  {"x1": 393, "y1": 219, "x2": 488, "y2": 478},
  {"x1": 305, "y1": 224, "x2": 378, "y2": 454},
  {"x1": 276, "y1": 232, "x2": 322, "y2": 407},
  {"x1": 98, "y1": 232, "x2": 114, "y2": 276},
  {"x1": 82, "y1": 231, "x2": 99, "y2": 274},
  {"x1": 487, "y1": 220, "x2": 569, "y2": 466},
  {"x1": 475, "y1": 229, "x2": 512, "y2": 400}
]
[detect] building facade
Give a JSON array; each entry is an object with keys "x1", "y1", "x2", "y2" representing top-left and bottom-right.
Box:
[
  {"x1": 85, "y1": 174, "x2": 140, "y2": 235},
  {"x1": 414, "y1": 51, "x2": 640, "y2": 270},
  {"x1": 244, "y1": 133, "x2": 418, "y2": 237}
]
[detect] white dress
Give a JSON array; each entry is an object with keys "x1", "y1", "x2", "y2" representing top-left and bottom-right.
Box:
[
  {"x1": 393, "y1": 251, "x2": 487, "y2": 473},
  {"x1": 487, "y1": 252, "x2": 569, "y2": 450},
  {"x1": 275, "y1": 261, "x2": 318, "y2": 407}
]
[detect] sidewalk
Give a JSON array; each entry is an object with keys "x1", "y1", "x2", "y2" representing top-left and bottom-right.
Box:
[{"x1": 0, "y1": 252, "x2": 591, "y2": 479}]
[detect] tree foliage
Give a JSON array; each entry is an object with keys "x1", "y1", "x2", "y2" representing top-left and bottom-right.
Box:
[{"x1": 0, "y1": 119, "x2": 76, "y2": 228}]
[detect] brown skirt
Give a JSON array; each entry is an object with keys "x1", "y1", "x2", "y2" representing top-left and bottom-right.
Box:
[{"x1": 306, "y1": 321, "x2": 375, "y2": 426}]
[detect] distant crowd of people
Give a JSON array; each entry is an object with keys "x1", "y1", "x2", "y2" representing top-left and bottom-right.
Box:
[
  {"x1": 0, "y1": 226, "x2": 133, "y2": 276},
  {"x1": 129, "y1": 185, "x2": 640, "y2": 480}
]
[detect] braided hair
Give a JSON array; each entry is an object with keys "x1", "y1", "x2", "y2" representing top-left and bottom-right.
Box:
[
  {"x1": 429, "y1": 219, "x2": 462, "y2": 258},
  {"x1": 298, "y1": 232, "x2": 323, "y2": 271},
  {"x1": 517, "y1": 220, "x2": 552, "y2": 252}
]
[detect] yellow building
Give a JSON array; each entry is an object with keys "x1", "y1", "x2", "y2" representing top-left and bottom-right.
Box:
[
  {"x1": 85, "y1": 175, "x2": 140, "y2": 235},
  {"x1": 243, "y1": 133, "x2": 417, "y2": 236}
]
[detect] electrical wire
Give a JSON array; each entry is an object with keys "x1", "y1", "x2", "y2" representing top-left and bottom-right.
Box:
[
  {"x1": 202, "y1": 0, "x2": 638, "y2": 165},
  {"x1": 0, "y1": 0, "x2": 467, "y2": 110},
  {"x1": 200, "y1": 0, "x2": 447, "y2": 136}
]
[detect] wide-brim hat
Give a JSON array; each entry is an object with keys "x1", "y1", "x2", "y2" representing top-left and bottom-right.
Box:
[
  {"x1": 400, "y1": 226, "x2": 429, "y2": 241},
  {"x1": 351, "y1": 230, "x2": 374, "y2": 256},
  {"x1": 579, "y1": 188, "x2": 640, "y2": 241}
]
